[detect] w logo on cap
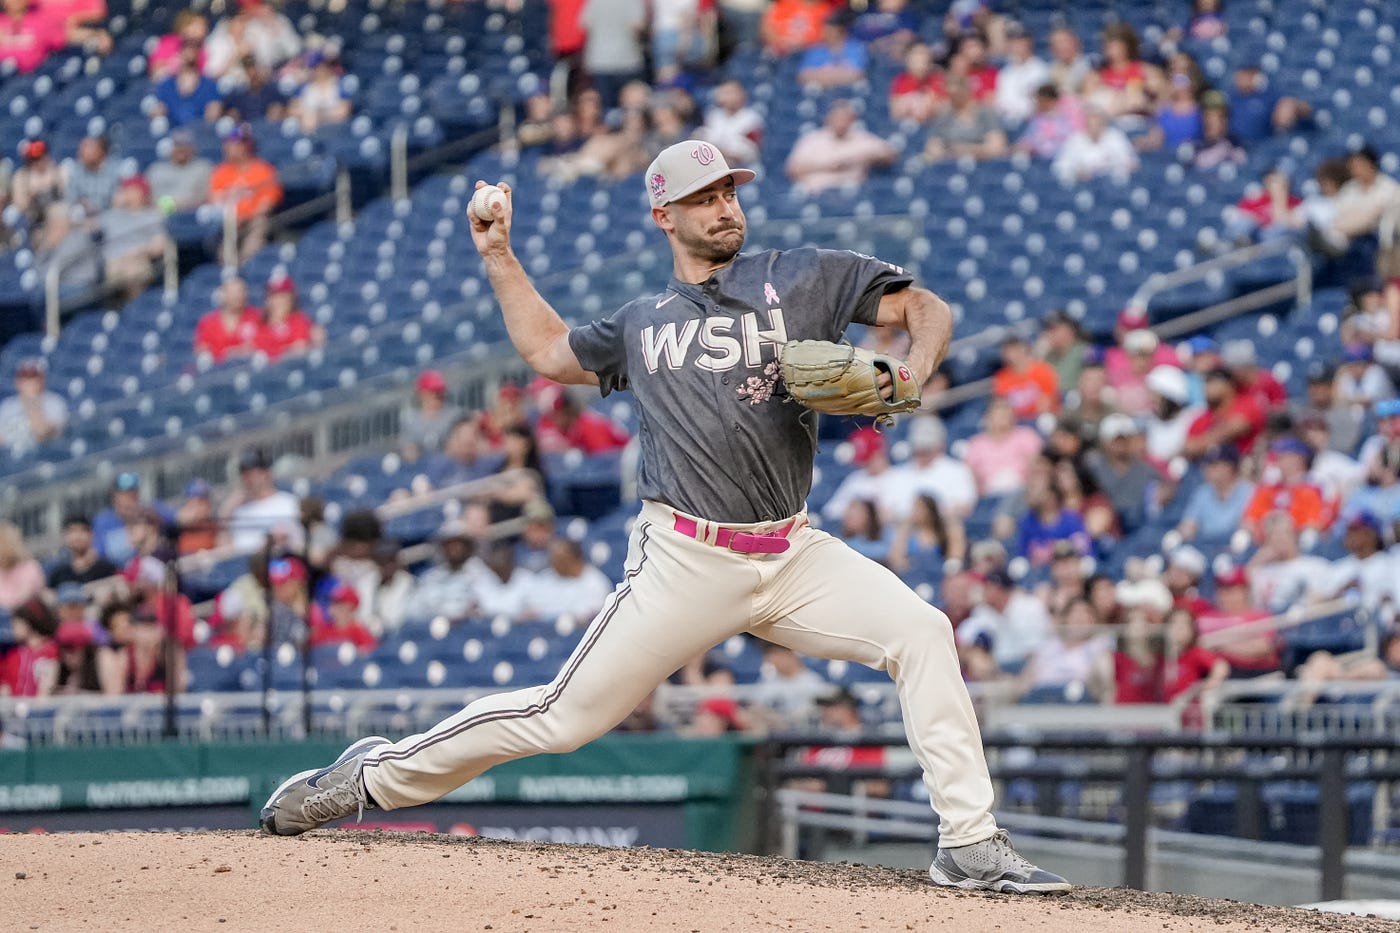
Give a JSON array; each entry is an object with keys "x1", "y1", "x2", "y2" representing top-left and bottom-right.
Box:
[{"x1": 690, "y1": 143, "x2": 717, "y2": 166}]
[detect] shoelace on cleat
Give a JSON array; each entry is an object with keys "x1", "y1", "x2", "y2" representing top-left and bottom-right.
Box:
[
  {"x1": 985, "y1": 830, "x2": 1037, "y2": 873},
  {"x1": 301, "y1": 778, "x2": 365, "y2": 824}
]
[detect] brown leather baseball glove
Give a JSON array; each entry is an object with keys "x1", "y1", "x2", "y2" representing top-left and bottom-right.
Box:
[{"x1": 779, "y1": 340, "x2": 922, "y2": 425}]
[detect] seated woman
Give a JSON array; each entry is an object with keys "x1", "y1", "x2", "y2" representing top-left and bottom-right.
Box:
[
  {"x1": 839, "y1": 499, "x2": 892, "y2": 565},
  {"x1": 887, "y1": 494, "x2": 965, "y2": 578},
  {"x1": 1017, "y1": 598, "x2": 1113, "y2": 701}
]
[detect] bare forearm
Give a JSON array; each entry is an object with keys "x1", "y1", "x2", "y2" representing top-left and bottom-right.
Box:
[
  {"x1": 902, "y1": 289, "x2": 954, "y2": 384},
  {"x1": 481, "y1": 249, "x2": 584, "y2": 380}
]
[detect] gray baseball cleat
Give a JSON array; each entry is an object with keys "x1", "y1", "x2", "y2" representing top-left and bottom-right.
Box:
[
  {"x1": 928, "y1": 830, "x2": 1073, "y2": 893},
  {"x1": 260, "y1": 735, "x2": 389, "y2": 836}
]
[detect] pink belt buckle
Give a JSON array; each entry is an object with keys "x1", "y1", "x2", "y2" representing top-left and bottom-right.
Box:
[{"x1": 728, "y1": 532, "x2": 791, "y2": 554}]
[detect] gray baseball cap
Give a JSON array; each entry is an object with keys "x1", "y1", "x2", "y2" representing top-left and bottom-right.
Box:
[{"x1": 645, "y1": 139, "x2": 755, "y2": 208}]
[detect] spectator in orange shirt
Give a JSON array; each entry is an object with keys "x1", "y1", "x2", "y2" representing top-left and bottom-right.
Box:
[
  {"x1": 310, "y1": 584, "x2": 377, "y2": 653},
  {"x1": 194, "y1": 276, "x2": 261, "y2": 363},
  {"x1": 761, "y1": 0, "x2": 830, "y2": 56},
  {"x1": 254, "y1": 273, "x2": 323, "y2": 361},
  {"x1": 1242, "y1": 436, "x2": 1335, "y2": 539},
  {"x1": 209, "y1": 123, "x2": 282, "y2": 262},
  {"x1": 993, "y1": 334, "x2": 1059, "y2": 419}
]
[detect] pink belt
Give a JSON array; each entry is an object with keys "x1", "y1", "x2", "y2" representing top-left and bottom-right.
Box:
[{"x1": 672, "y1": 515, "x2": 795, "y2": 554}]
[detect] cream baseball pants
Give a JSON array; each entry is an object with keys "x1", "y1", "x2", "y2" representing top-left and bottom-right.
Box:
[{"x1": 361, "y1": 499, "x2": 998, "y2": 846}]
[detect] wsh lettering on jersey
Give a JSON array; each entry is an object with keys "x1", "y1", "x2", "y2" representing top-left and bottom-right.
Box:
[{"x1": 640, "y1": 309, "x2": 787, "y2": 374}]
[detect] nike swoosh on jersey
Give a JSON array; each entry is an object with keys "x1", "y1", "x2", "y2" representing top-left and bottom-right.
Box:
[{"x1": 655, "y1": 293, "x2": 678, "y2": 308}]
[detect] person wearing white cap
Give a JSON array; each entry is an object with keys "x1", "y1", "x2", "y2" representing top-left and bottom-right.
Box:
[
  {"x1": 259, "y1": 138, "x2": 1076, "y2": 896},
  {"x1": 884, "y1": 414, "x2": 978, "y2": 520},
  {"x1": 1143, "y1": 364, "x2": 1203, "y2": 464},
  {"x1": 785, "y1": 99, "x2": 899, "y2": 194},
  {"x1": 1087, "y1": 413, "x2": 1162, "y2": 533}
]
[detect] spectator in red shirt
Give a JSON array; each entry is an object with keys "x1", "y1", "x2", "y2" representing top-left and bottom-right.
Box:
[
  {"x1": 0, "y1": 596, "x2": 58, "y2": 696},
  {"x1": 1184, "y1": 367, "x2": 1266, "y2": 460},
  {"x1": 1225, "y1": 167, "x2": 1303, "y2": 245},
  {"x1": 948, "y1": 30, "x2": 998, "y2": 101},
  {"x1": 1089, "y1": 22, "x2": 1154, "y2": 119},
  {"x1": 254, "y1": 274, "x2": 322, "y2": 361},
  {"x1": 310, "y1": 584, "x2": 377, "y2": 653},
  {"x1": 1197, "y1": 566, "x2": 1277, "y2": 674},
  {"x1": 1220, "y1": 339, "x2": 1287, "y2": 410},
  {"x1": 1163, "y1": 607, "x2": 1229, "y2": 703},
  {"x1": 1106, "y1": 608, "x2": 1164, "y2": 703},
  {"x1": 1242, "y1": 436, "x2": 1336, "y2": 539},
  {"x1": 889, "y1": 41, "x2": 946, "y2": 124},
  {"x1": 0, "y1": 0, "x2": 62, "y2": 74},
  {"x1": 536, "y1": 389, "x2": 631, "y2": 455},
  {"x1": 195, "y1": 276, "x2": 261, "y2": 363},
  {"x1": 992, "y1": 334, "x2": 1059, "y2": 419}
]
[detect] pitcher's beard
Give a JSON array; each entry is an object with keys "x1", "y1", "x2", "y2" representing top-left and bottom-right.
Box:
[{"x1": 679, "y1": 225, "x2": 746, "y2": 264}]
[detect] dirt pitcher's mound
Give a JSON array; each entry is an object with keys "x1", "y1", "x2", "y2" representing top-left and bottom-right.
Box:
[{"x1": 4, "y1": 830, "x2": 1395, "y2": 932}]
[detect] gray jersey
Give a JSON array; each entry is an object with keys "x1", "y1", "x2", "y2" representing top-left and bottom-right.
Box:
[{"x1": 569, "y1": 247, "x2": 913, "y2": 523}]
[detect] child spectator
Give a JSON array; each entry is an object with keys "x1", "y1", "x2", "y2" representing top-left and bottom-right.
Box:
[
  {"x1": 0, "y1": 596, "x2": 58, "y2": 696},
  {"x1": 310, "y1": 584, "x2": 378, "y2": 653},
  {"x1": 194, "y1": 276, "x2": 261, "y2": 363},
  {"x1": 1138, "y1": 73, "x2": 1202, "y2": 153},
  {"x1": 209, "y1": 124, "x2": 283, "y2": 263},
  {"x1": 254, "y1": 274, "x2": 322, "y2": 361}
]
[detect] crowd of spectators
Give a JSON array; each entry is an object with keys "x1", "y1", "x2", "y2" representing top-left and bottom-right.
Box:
[{"x1": 0, "y1": 370, "x2": 637, "y2": 699}]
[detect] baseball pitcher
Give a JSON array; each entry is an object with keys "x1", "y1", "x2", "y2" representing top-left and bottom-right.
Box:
[{"x1": 261, "y1": 139, "x2": 1071, "y2": 894}]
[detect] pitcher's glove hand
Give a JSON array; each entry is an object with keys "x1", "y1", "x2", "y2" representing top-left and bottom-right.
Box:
[{"x1": 779, "y1": 340, "x2": 922, "y2": 426}]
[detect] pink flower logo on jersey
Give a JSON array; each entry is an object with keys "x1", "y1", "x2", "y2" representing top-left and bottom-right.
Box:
[
  {"x1": 897, "y1": 365, "x2": 912, "y2": 382},
  {"x1": 649, "y1": 173, "x2": 667, "y2": 200},
  {"x1": 764, "y1": 282, "x2": 780, "y2": 306},
  {"x1": 690, "y1": 143, "x2": 717, "y2": 166},
  {"x1": 737, "y1": 360, "x2": 783, "y2": 405}
]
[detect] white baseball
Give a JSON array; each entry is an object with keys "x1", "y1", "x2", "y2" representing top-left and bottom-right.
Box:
[{"x1": 471, "y1": 184, "x2": 507, "y2": 222}]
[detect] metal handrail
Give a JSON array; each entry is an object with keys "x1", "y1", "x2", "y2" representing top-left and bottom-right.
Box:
[{"x1": 1126, "y1": 236, "x2": 1313, "y2": 314}]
